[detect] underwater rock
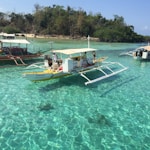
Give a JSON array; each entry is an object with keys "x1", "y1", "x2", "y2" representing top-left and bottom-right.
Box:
[
  {"x1": 97, "y1": 114, "x2": 108, "y2": 125},
  {"x1": 88, "y1": 117, "x2": 95, "y2": 123},
  {"x1": 88, "y1": 114, "x2": 110, "y2": 126},
  {"x1": 38, "y1": 103, "x2": 54, "y2": 111}
]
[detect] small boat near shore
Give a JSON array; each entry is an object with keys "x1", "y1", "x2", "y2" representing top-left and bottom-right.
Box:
[{"x1": 0, "y1": 39, "x2": 42, "y2": 66}]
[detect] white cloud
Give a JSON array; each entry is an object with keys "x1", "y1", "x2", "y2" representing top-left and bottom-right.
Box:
[
  {"x1": 142, "y1": 25, "x2": 150, "y2": 31},
  {"x1": 137, "y1": 25, "x2": 150, "y2": 35}
]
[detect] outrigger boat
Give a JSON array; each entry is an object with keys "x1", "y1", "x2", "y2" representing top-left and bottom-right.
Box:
[
  {"x1": 120, "y1": 45, "x2": 150, "y2": 60},
  {"x1": 0, "y1": 39, "x2": 42, "y2": 66},
  {"x1": 0, "y1": 33, "x2": 15, "y2": 39},
  {"x1": 132, "y1": 45, "x2": 150, "y2": 60},
  {"x1": 23, "y1": 46, "x2": 128, "y2": 85}
]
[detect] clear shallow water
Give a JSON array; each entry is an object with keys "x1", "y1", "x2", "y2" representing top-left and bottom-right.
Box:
[{"x1": 0, "y1": 39, "x2": 150, "y2": 150}]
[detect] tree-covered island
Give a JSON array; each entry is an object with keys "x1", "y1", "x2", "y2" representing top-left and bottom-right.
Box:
[{"x1": 0, "y1": 4, "x2": 149, "y2": 42}]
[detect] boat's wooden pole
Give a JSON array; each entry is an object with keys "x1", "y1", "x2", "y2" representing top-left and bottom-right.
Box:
[{"x1": 88, "y1": 35, "x2": 90, "y2": 48}]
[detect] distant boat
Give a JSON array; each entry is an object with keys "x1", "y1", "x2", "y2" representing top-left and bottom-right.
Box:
[
  {"x1": 132, "y1": 45, "x2": 150, "y2": 60},
  {"x1": 0, "y1": 32, "x2": 15, "y2": 39},
  {"x1": 120, "y1": 45, "x2": 150, "y2": 60},
  {"x1": 0, "y1": 39, "x2": 42, "y2": 66}
]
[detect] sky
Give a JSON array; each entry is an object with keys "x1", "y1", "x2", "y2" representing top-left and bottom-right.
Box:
[{"x1": 0, "y1": 0, "x2": 150, "y2": 36}]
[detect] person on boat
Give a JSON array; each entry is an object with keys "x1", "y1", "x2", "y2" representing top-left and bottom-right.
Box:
[
  {"x1": 44, "y1": 55, "x2": 52, "y2": 67},
  {"x1": 92, "y1": 51, "x2": 96, "y2": 60},
  {"x1": 48, "y1": 58, "x2": 52, "y2": 66},
  {"x1": 82, "y1": 52, "x2": 91, "y2": 66},
  {"x1": 53, "y1": 53, "x2": 58, "y2": 63},
  {"x1": 83, "y1": 52, "x2": 87, "y2": 58},
  {"x1": 23, "y1": 48, "x2": 27, "y2": 55}
]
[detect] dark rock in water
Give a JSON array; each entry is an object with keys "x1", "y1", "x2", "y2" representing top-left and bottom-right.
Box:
[
  {"x1": 88, "y1": 114, "x2": 110, "y2": 126},
  {"x1": 38, "y1": 103, "x2": 54, "y2": 111},
  {"x1": 88, "y1": 117, "x2": 95, "y2": 123},
  {"x1": 97, "y1": 114, "x2": 107, "y2": 125}
]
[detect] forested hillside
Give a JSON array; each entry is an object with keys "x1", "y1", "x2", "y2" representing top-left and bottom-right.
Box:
[{"x1": 0, "y1": 4, "x2": 146, "y2": 42}]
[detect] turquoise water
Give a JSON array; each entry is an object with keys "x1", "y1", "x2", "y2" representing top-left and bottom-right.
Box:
[{"x1": 0, "y1": 39, "x2": 150, "y2": 150}]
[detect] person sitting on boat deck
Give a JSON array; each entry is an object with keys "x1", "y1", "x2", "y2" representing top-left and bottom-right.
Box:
[
  {"x1": 82, "y1": 52, "x2": 90, "y2": 67},
  {"x1": 44, "y1": 55, "x2": 52, "y2": 67},
  {"x1": 23, "y1": 48, "x2": 27, "y2": 54},
  {"x1": 48, "y1": 58, "x2": 52, "y2": 66}
]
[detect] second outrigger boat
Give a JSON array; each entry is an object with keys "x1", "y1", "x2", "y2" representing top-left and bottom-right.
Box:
[
  {"x1": 23, "y1": 44, "x2": 128, "y2": 85},
  {"x1": 132, "y1": 45, "x2": 150, "y2": 60},
  {"x1": 0, "y1": 39, "x2": 42, "y2": 66},
  {"x1": 120, "y1": 44, "x2": 150, "y2": 60}
]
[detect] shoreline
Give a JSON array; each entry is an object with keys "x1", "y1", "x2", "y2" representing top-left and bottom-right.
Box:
[{"x1": 22, "y1": 33, "x2": 99, "y2": 41}]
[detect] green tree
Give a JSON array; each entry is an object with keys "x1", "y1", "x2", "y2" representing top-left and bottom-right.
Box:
[{"x1": 0, "y1": 4, "x2": 146, "y2": 42}]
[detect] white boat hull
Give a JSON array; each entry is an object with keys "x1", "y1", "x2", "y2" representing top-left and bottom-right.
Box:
[
  {"x1": 133, "y1": 46, "x2": 150, "y2": 60},
  {"x1": 23, "y1": 71, "x2": 70, "y2": 81}
]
